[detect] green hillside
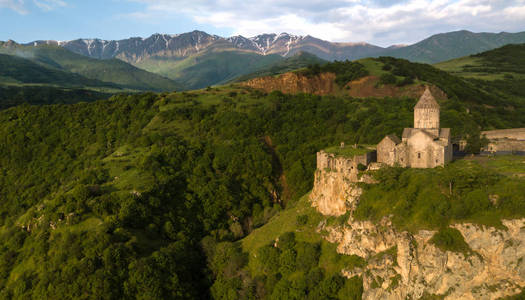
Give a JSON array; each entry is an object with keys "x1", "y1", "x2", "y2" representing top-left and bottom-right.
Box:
[
  {"x1": 383, "y1": 30, "x2": 525, "y2": 63},
  {"x1": 0, "y1": 42, "x2": 524, "y2": 298},
  {"x1": 434, "y1": 44, "x2": 525, "y2": 102},
  {"x1": 0, "y1": 44, "x2": 181, "y2": 91},
  {"x1": 134, "y1": 50, "x2": 284, "y2": 90},
  {"x1": 0, "y1": 61, "x2": 524, "y2": 297},
  {"x1": 0, "y1": 54, "x2": 115, "y2": 88},
  {"x1": 0, "y1": 85, "x2": 111, "y2": 109},
  {"x1": 232, "y1": 155, "x2": 525, "y2": 298},
  {"x1": 0, "y1": 53, "x2": 115, "y2": 109},
  {"x1": 233, "y1": 51, "x2": 328, "y2": 82},
  {"x1": 436, "y1": 43, "x2": 525, "y2": 80}
]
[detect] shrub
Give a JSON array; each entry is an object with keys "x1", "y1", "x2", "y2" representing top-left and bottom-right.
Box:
[
  {"x1": 337, "y1": 276, "x2": 363, "y2": 300},
  {"x1": 379, "y1": 73, "x2": 397, "y2": 85},
  {"x1": 296, "y1": 215, "x2": 308, "y2": 225},
  {"x1": 430, "y1": 227, "x2": 472, "y2": 255},
  {"x1": 396, "y1": 76, "x2": 414, "y2": 86},
  {"x1": 295, "y1": 242, "x2": 320, "y2": 271},
  {"x1": 277, "y1": 232, "x2": 296, "y2": 250}
]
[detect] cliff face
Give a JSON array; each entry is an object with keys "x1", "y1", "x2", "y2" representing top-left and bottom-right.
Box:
[
  {"x1": 241, "y1": 72, "x2": 337, "y2": 95},
  {"x1": 310, "y1": 169, "x2": 361, "y2": 216},
  {"x1": 241, "y1": 72, "x2": 449, "y2": 100},
  {"x1": 310, "y1": 166, "x2": 525, "y2": 299}
]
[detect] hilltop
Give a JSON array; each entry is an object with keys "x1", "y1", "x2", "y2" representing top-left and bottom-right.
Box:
[
  {"x1": 238, "y1": 52, "x2": 525, "y2": 135},
  {"x1": 436, "y1": 43, "x2": 525, "y2": 80}
]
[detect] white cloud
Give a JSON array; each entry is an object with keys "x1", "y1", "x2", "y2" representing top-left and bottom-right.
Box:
[
  {"x1": 0, "y1": 0, "x2": 27, "y2": 14},
  {"x1": 127, "y1": 0, "x2": 525, "y2": 45},
  {"x1": 33, "y1": 0, "x2": 66, "y2": 11},
  {"x1": 0, "y1": 0, "x2": 66, "y2": 14}
]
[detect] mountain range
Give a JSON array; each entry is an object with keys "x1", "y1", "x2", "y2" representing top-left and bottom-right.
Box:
[
  {"x1": 2, "y1": 29, "x2": 525, "y2": 90},
  {"x1": 26, "y1": 30, "x2": 525, "y2": 64}
]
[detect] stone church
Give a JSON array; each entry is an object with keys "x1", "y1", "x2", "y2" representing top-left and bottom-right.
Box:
[{"x1": 377, "y1": 87, "x2": 453, "y2": 168}]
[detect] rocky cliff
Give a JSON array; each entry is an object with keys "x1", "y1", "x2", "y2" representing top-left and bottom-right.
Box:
[
  {"x1": 241, "y1": 72, "x2": 449, "y2": 99},
  {"x1": 310, "y1": 165, "x2": 525, "y2": 299},
  {"x1": 241, "y1": 72, "x2": 338, "y2": 95}
]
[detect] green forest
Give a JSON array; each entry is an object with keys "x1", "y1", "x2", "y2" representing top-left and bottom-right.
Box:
[{"x1": 0, "y1": 50, "x2": 524, "y2": 299}]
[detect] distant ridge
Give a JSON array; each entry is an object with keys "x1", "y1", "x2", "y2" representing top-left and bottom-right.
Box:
[
  {"x1": 0, "y1": 41, "x2": 181, "y2": 91},
  {"x1": 381, "y1": 30, "x2": 525, "y2": 63},
  {"x1": 26, "y1": 31, "x2": 384, "y2": 63},
  {"x1": 17, "y1": 29, "x2": 525, "y2": 64},
  {"x1": 4, "y1": 29, "x2": 525, "y2": 90}
]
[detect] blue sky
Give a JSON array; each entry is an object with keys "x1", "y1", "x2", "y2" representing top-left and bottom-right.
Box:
[{"x1": 2, "y1": 0, "x2": 525, "y2": 46}]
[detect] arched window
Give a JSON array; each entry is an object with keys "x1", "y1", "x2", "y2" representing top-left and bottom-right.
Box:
[{"x1": 417, "y1": 153, "x2": 421, "y2": 159}]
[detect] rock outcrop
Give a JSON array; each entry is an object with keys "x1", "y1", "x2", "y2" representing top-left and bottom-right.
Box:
[
  {"x1": 310, "y1": 168, "x2": 362, "y2": 216},
  {"x1": 241, "y1": 72, "x2": 449, "y2": 99},
  {"x1": 309, "y1": 151, "x2": 375, "y2": 216},
  {"x1": 241, "y1": 72, "x2": 338, "y2": 95},
  {"x1": 325, "y1": 217, "x2": 525, "y2": 299},
  {"x1": 311, "y1": 164, "x2": 525, "y2": 299}
]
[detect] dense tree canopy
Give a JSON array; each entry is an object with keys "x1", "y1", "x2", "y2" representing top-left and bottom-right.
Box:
[{"x1": 0, "y1": 52, "x2": 525, "y2": 298}]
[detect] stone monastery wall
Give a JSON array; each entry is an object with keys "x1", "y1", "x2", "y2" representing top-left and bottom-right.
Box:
[
  {"x1": 316, "y1": 150, "x2": 375, "y2": 173},
  {"x1": 482, "y1": 128, "x2": 525, "y2": 140}
]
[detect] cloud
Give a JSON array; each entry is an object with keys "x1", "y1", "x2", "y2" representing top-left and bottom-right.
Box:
[
  {"x1": 0, "y1": 0, "x2": 66, "y2": 14},
  {"x1": 127, "y1": 0, "x2": 525, "y2": 45},
  {"x1": 33, "y1": 0, "x2": 66, "y2": 11},
  {"x1": 0, "y1": 0, "x2": 28, "y2": 14}
]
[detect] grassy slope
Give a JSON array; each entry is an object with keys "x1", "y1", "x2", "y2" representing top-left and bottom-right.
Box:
[
  {"x1": 0, "y1": 54, "x2": 115, "y2": 88},
  {"x1": 0, "y1": 44, "x2": 181, "y2": 91},
  {"x1": 241, "y1": 194, "x2": 363, "y2": 277},
  {"x1": 0, "y1": 53, "x2": 116, "y2": 109},
  {"x1": 135, "y1": 50, "x2": 284, "y2": 90},
  {"x1": 435, "y1": 44, "x2": 525, "y2": 80}
]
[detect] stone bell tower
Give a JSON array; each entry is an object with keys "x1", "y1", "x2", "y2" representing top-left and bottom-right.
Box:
[{"x1": 414, "y1": 86, "x2": 440, "y2": 136}]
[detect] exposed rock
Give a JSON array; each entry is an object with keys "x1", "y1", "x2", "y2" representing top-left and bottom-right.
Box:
[
  {"x1": 309, "y1": 169, "x2": 361, "y2": 216},
  {"x1": 241, "y1": 72, "x2": 449, "y2": 100},
  {"x1": 311, "y1": 161, "x2": 525, "y2": 299},
  {"x1": 326, "y1": 217, "x2": 525, "y2": 299},
  {"x1": 309, "y1": 150, "x2": 376, "y2": 216},
  {"x1": 241, "y1": 72, "x2": 337, "y2": 95}
]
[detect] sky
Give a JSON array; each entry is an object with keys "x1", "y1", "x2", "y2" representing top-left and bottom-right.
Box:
[{"x1": 1, "y1": 0, "x2": 525, "y2": 47}]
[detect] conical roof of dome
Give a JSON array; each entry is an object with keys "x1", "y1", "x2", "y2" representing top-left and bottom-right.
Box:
[{"x1": 415, "y1": 86, "x2": 439, "y2": 109}]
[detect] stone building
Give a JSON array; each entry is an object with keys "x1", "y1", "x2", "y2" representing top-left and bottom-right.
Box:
[
  {"x1": 377, "y1": 87, "x2": 453, "y2": 168},
  {"x1": 316, "y1": 150, "x2": 376, "y2": 181},
  {"x1": 481, "y1": 128, "x2": 525, "y2": 154}
]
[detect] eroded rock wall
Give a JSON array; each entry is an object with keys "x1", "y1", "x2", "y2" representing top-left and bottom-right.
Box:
[
  {"x1": 311, "y1": 163, "x2": 525, "y2": 299},
  {"x1": 325, "y1": 217, "x2": 525, "y2": 299},
  {"x1": 241, "y1": 72, "x2": 337, "y2": 95},
  {"x1": 309, "y1": 169, "x2": 361, "y2": 216}
]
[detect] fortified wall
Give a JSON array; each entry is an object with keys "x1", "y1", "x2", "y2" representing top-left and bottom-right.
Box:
[
  {"x1": 482, "y1": 128, "x2": 525, "y2": 140},
  {"x1": 316, "y1": 150, "x2": 375, "y2": 175},
  {"x1": 310, "y1": 149, "x2": 376, "y2": 216},
  {"x1": 481, "y1": 128, "x2": 525, "y2": 154}
]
